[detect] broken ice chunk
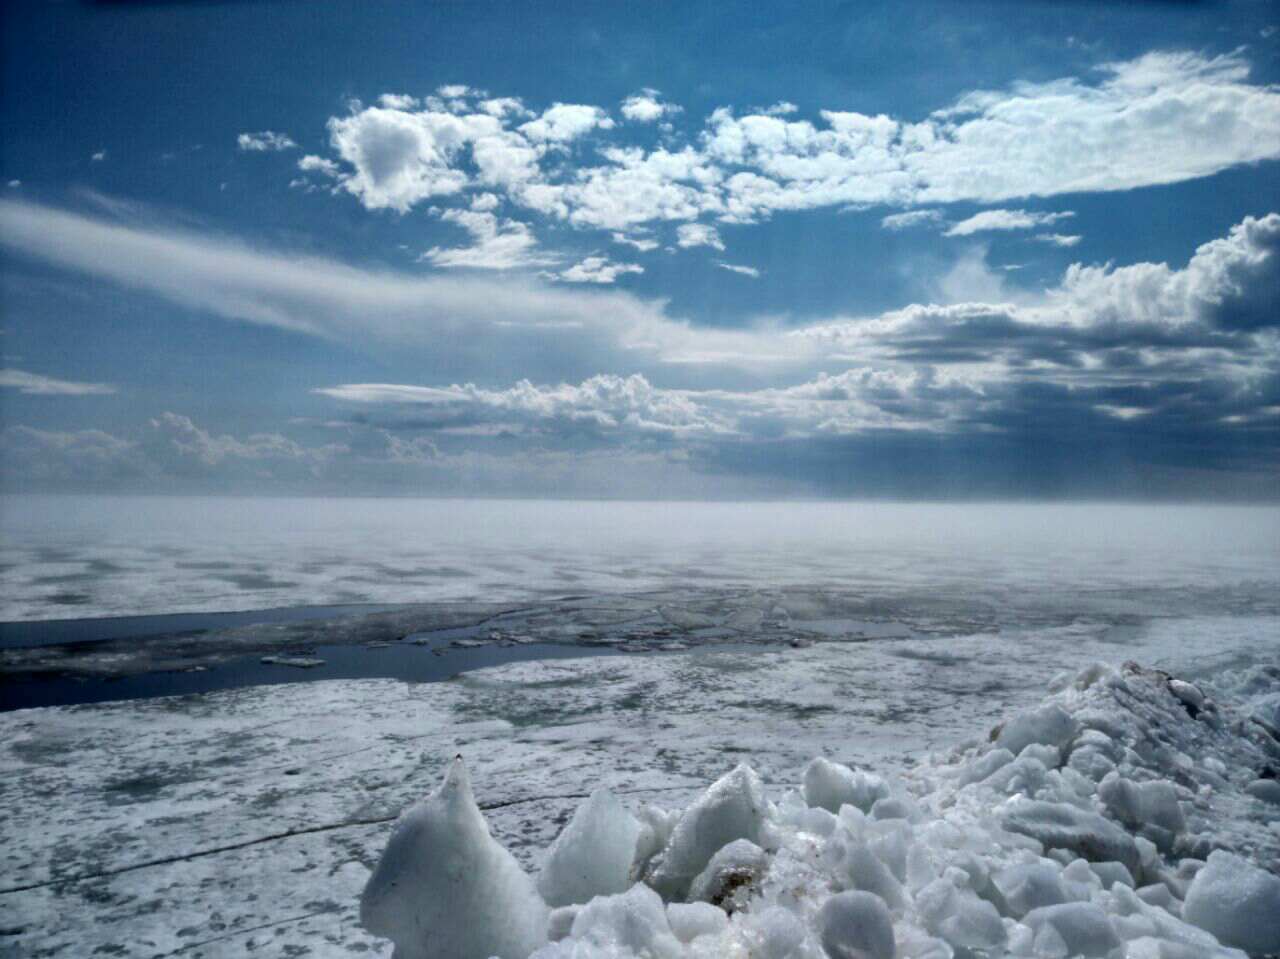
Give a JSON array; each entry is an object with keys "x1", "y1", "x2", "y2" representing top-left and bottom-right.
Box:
[
  {"x1": 817, "y1": 890, "x2": 896, "y2": 959},
  {"x1": 687, "y1": 838, "x2": 769, "y2": 910},
  {"x1": 1182, "y1": 849, "x2": 1280, "y2": 954},
  {"x1": 997, "y1": 703, "x2": 1079, "y2": 757},
  {"x1": 538, "y1": 788, "x2": 642, "y2": 907},
  {"x1": 802, "y1": 757, "x2": 889, "y2": 814},
  {"x1": 646, "y1": 763, "x2": 774, "y2": 901},
  {"x1": 360, "y1": 757, "x2": 548, "y2": 959}
]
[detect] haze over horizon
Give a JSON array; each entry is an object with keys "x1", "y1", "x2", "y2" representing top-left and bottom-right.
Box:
[{"x1": 2, "y1": 1, "x2": 1279, "y2": 500}]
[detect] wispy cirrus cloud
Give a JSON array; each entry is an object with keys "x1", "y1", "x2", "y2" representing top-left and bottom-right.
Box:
[
  {"x1": 944, "y1": 209, "x2": 1075, "y2": 237},
  {"x1": 0, "y1": 368, "x2": 115, "y2": 396}
]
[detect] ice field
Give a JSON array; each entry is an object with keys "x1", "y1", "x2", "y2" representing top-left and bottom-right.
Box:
[{"x1": 1, "y1": 499, "x2": 1278, "y2": 957}]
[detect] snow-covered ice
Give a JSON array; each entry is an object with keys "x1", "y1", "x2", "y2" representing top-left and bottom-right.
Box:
[{"x1": 2, "y1": 597, "x2": 1278, "y2": 957}]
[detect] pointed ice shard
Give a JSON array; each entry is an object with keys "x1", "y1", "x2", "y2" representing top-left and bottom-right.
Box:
[{"x1": 360, "y1": 756, "x2": 548, "y2": 959}]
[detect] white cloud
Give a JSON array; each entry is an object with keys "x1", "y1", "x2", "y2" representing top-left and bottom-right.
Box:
[
  {"x1": 298, "y1": 155, "x2": 340, "y2": 177},
  {"x1": 237, "y1": 131, "x2": 298, "y2": 152},
  {"x1": 621, "y1": 89, "x2": 681, "y2": 123},
  {"x1": 881, "y1": 209, "x2": 944, "y2": 231},
  {"x1": 611, "y1": 232, "x2": 659, "y2": 252},
  {"x1": 1035, "y1": 233, "x2": 1083, "y2": 247},
  {"x1": 325, "y1": 108, "x2": 497, "y2": 211},
  {"x1": 945, "y1": 209, "x2": 1074, "y2": 236},
  {"x1": 378, "y1": 94, "x2": 419, "y2": 110},
  {"x1": 519, "y1": 104, "x2": 614, "y2": 143},
  {"x1": 717, "y1": 262, "x2": 761, "y2": 278},
  {"x1": 676, "y1": 223, "x2": 725, "y2": 251},
  {"x1": 550, "y1": 256, "x2": 644, "y2": 284},
  {"x1": 3, "y1": 195, "x2": 1276, "y2": 438},
  {"x1": 303, "y1": 52, "x2": 1280, "y2": 237},
  {"x1": 91, "y1": 150, "x2": 107, "y2": 163},
  {"x1": 422, "y1": 209, "x2": 553, "y2": 269},
  {"x1": 0, "y1": 368, "x2": 115, "y2": 396},
  {"x1": 7, "y1": 180, "x2": 20, "y2": 189},
  {"x1": 0, "y1": 197, "x2": 809, "y2": 378}
]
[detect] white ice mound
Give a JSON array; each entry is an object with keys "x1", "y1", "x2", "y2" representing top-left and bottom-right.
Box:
[
  {"x1": 1183, "y1": 850, "x2": 1280, "y2": 954},
  {"x1": 646, "y1": 763, "x2": 773, "y2": 901},
  {"x1": 687, "y1": 838, "x2": 769, "y2": 909},
  {"x1": 803, "y1": 757, "x2": 889, "y2": 814},
  {"x1": 531, "y1": 883, "x2": 682, "y2": 959},
  {"x1": 816, "y1": 890, "x2": 896, "y2": 959},
  {"x1": 538, "y1": 787, "x2": 642, "y2": 907},
  {"x1": 360, "y1": 756, "x2": 548, "y2": 959},
  {"x1": 997, "y1": 702, "x2": 1079, "y2": 756}
]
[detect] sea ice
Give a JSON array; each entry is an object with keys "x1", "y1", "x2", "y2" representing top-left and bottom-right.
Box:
[
  {"x1": 1182, "y1": 850, "x2": 1280, "y2": 954},
  {"x1": 360, "y1": 757, "x2": 548, "y2": 959},
  {"x1": 815, "y1": 890, "x2": 896, "y2": 959},
  {"x1": 538, "y1": 788, "x2": 642, "y2": 907},
  {"x1": 645, "y1": 763, "x2": 775, "y2": 901}
]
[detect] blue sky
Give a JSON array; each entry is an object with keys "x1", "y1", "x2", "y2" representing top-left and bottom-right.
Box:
[{"x1": 1, "y1": 0, "x2": 1278, "y2": 498}]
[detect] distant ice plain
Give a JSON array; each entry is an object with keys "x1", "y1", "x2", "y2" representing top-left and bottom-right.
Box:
[{"x1": 3, "y1": 496, "x2": 1278, "y2": 622}]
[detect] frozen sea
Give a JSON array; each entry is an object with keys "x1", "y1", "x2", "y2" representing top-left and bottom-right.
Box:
[
  {"x1": 3, "y1": 497, "x2": 1280, "y2": 956},
  {"x1": 3, "y1": 495, "x2": 1279, "y2": 621}
]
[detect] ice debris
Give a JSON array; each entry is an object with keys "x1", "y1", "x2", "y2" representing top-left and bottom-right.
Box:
[{"x1": 362, "y1": 659, "x2": 1280, "y2": 958}]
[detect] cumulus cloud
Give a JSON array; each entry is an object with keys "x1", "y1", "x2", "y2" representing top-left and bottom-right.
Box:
[
  {"x1": 91, "y1": 150, "x2": 106, "y2": 163},
  {"x1": 299, "y1": 50, "x2": 1280, "y2": 237},
  {"x1": 550, "y1": 256, "x2": 644, "y2": 284},
  {"x1": 315, "y1": 368, "x2": 976, "y2": 442},
  {"x1": 0, "y1": 369, "x2": 115, "y2": 396},
  {"x1": 518, "y1": 104, "x2": 614, "y2": 143},
  {"x1": 881, "y1": 209, "x2": 944, "y2": 231},
  {"x1": 676, "y1": 222, "x2": 725, "y2": 250},
  {"x1": 717, "y1": 262, "x2": 761, "y2": 278},
  {"x1": 237, "y1": 131, "x2": 297, "y2": 152},
  {"x1": 945, "y1": 209, "x2": 1074, "y2": 236},
  {"x1": 3, "y1": 195, "x2": 1277, "y2": 488},
  {"x1": 422, "y1": 209, "x2": 553, "y2": 269},
  {"x1": 620, "y1": 89, "x2": 681, "y2": 123}
]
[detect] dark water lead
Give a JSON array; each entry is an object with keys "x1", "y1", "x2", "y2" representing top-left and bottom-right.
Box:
[
  {"x1": 0, "y1": 631, "x2": 628, "y2": 712},
  {"x1": 0, "y1": 603, "x2": 409, "y2": 650}
]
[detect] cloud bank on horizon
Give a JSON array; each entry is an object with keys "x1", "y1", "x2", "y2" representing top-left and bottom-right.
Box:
[{"x1": 1, "y1": 1, "x2": 1278, "y2": 499}]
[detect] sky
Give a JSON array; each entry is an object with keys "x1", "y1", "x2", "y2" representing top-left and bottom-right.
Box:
[{"x1": 1, "y1": 0, "x2": 1278, "y2": 499}]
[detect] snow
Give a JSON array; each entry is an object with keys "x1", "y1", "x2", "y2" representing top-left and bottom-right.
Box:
[{"x1": 360, "y1": 756, "x2": 548, "y2": 959}]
